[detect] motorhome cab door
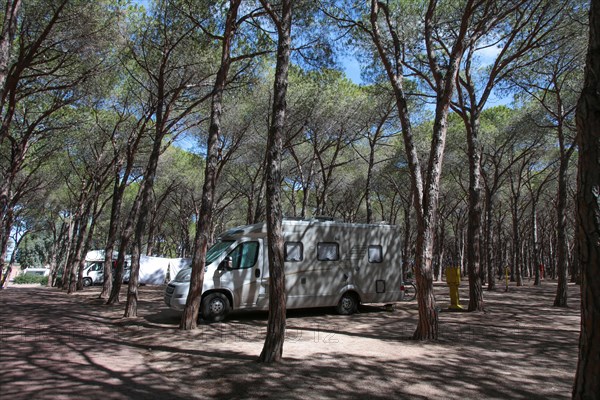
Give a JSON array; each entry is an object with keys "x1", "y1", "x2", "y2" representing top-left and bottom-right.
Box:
[{"x1": 217, "y1": 239, "x2": 265, "y2": 309}]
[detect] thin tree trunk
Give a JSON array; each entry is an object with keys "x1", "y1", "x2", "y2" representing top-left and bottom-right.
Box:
[
  {"x1": 554, "y1": 131, "x2": 570, "y2": 305},
  {"x1": 0, "y1": 201, "x2": 13, "y2": 287},
  {"x1": 402, "y1": 201, "x2": 412, "y2": 279},
  {"x1": 180, "y1": 0, "x2": 241, "y2": 330},
  {"x1": 485, "y1": 189, "x2": 496, "y2": 290},
  {"x1": 365, "y1": 140, "x2": 375, "y2": 223},
  {"x1": 511, "y1": 200, "x2": 523, "y2": 286},
  {"x1": 100, "y1": 173, "x2": 122, "y2": 299},
  {"x1": 259, "y1": 0, "x2": 292, "y2": 363},
  {"x1": 0, "y1": 0, "x2": 21, "y2": 93},
  {"x1": 107, "y1": 188, "x2": 142, "y2": 305},
  {"x1": 532, "y1": 205, "x2": 541, "y2": 286},
  {"x1": 124, "y1": 126, "x2": 163, "y2": 317},
  {"x1": 68, "y1": 207, "x2": 90, "y2": 294},
  {"x1": 60, "y1": 217, "x2": 76, "y2": 290},
  {"x1": 436, "y1": 221, "x2": 445, "y2": 281},
  {"x1": 571, "y1": 239, "x2": 581, "y2": 284}
]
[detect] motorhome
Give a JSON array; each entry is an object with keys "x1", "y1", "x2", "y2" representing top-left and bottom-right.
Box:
[
  {"x1": 82, "y1": 251, "x2": 131, "y2": 287},
  {"x1": 82, "y1": 260, "x2": 130, "y2": 286},
  {"x1": 164, "y1": 218, "x2": 404, "y2": 321},
  {"x1": 22, "y1": 267, "x2": 50, "y2": 277}
]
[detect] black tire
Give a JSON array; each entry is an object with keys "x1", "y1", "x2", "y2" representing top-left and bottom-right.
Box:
[
  {"x1": 201, "y1": 292, "x2": 230, "y2": 322},
  {"x1": 336, "y1": 292, "x2": 358, "y2": 315},
  {"x1": 403, "y1": 282, "x2": 416, "y2": 301},
  {"x1": 82, "y1": 277, "x2": 93, "y2": 287}
]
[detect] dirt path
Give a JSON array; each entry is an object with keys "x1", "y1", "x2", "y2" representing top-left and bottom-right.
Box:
[{"x1": 0, "y1": 281, "x2": 580, "y2": 399}]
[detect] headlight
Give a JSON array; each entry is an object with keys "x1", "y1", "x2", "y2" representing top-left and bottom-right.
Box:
[{"x1": 174, "y1": 268, "x2": 192, "y2": 282}]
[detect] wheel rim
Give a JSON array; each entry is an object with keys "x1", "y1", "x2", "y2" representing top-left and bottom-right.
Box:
[
  {"x1": 341, "y1": 296, "x2": 353, "y2": 312},
  {"x1": 209, "y1": 298, "x2": 225, "y2": 315}
]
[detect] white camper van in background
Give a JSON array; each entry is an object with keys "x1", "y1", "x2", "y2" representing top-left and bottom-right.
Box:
[
  {"x1": 82, "y1": 251, "x2": 132, "y2": 287},
  {"x1": 164, "y1": 218, "x2": 404, "y2": 321}
]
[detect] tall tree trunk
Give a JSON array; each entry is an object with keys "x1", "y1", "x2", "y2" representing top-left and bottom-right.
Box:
[
  {"x1": 466, "y1": 116, "x2": 484, "y2": 311},
  {"x1": 368, "y1": 0, "x2": 471, "y2": 340},
  {"x1": 47, "y1": 222, "x2": 63, "y2": 287},
  {"x1": 365, "y1": 140, "x2": 375, "y2": 224},
  {"x1": 259, "y1": 0, "x2": 292, "y2": 363},
  {"x1": 572, "y1": 1, "x2": 600, "y2": 397},
  {"x1": 532, "y1": 205, "x2": 541, "y2": 286},
  {"x1": 511, "y1": 199, "x2": 523, "y2": 286},
  {"x1": 570, "y1": 239, "x2": 581, "y2": 284},
  {"x1": 68, "y1": 206, "x2": 91, "y2": 294},
  {"x1": 401, "y1": 200, "x2": 412, "y2": 279},
  {"x1": 60, "y1": 217, "x2": 76, "y2": 290},
  {"x1": 77, "y1": 203, "x2": 99, "y2": 291},
  {"x1": 485, "y1": 189, "x2": 496, "y2": 290},
  {"x1": 124, "y1": 125, "x2": 163, "y2": 316},
  {"x1": 180, "y1": 0, "x2": 241, "y2": 330},
  {"x1": 435, "y1": 221, "x2": 445, "y2": 281},
  {"x1": 458, "y1": 226, "x2": 466, "y2": 276},
  {"x1": 554, "y1": 130, "x2": 571, "y2": 306},
  {"x1": 124, "y1": 151, "x2": 159, "y2": 317},
  {"x1": 107, "y1": 188, "x2": 142, "y2": 305},
  {"x1": 100, "y1": 172, "x2": 122, "y2": 299},
  {"x1": 0, "y1": 0, "x2": 20, "y2": 87},
  {"x1": 0, "y1": 199, "x2": 13, "y2": 287}
]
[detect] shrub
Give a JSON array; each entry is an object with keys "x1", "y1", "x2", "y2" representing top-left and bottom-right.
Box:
[{"x1": 13, "y1": 274, "x2": 49, "y2": 285}]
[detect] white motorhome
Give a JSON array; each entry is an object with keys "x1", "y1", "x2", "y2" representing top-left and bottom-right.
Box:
[
  {"x1": 82, "y1": 251, "x2": 131, "y2": 287},
  {"x1": 164, "y1": 218, "x2": 404, "y2": 321}
]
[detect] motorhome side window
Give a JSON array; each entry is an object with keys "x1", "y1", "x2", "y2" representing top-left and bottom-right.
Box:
[
  {"x1": 228, "y1": 241, "x2": 259, "y2": 269},
  {"x1": 368, "y1": 245, "x2": 383, "y2": 263},
  {"x1": 317, "y1": 242, "x2": 339, "y2": 261},
  {"x1": 285, "y1": 242, "x2": 303, "y2": 262}
]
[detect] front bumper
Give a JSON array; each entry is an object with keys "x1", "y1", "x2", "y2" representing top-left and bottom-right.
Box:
[{"x1": 164, "y1": 281, "x2": 189, "y2": 311}]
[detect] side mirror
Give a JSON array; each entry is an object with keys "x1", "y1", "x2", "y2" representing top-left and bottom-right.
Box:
[{"x1": 218, "y1": 256, "x2": 233, "y2": 271}]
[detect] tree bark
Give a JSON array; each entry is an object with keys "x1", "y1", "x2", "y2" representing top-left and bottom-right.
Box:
[
  {"x1": 554, "y1": 126, "x2": 571, "y2": 306},
  {"x1": 68, "y1": 209, "x2": 90, "y2": 294},
  {"x1": 180, "y1": 0, "x2": 241, "y2": 330},
  {"x1": 532, "y1": 204, "x2": 541, "y2": 286},
  {"x1": 107, "y1": 186, "x2": 142, "y2": 305},
  {"x1": 466, "y1": 115, "x2": 484, "y2": 311},
  {"x1": 124, "y1": 131, "x2": 163, "y2": 317},
  {"x1": 401, "y1": 199, "x2": 412, "y2": 279},
  {"x1": 0, "y1": 0, "x2": 22, "y2": 93},
  {"x1": 100, "y1": 171, "x2": 122, "y2": 299},
  {"x1": 258, "y1": 0, "x2": 292, "y2": 363},
  {"x1": 368, "y1": 0, "x2": 477, "y2": 338},
  {"x1": 572, "y1": 1, "x2": 600, "y2": 397},
  {"x1": 485, "y1": 188, "x2": 496, "y2": 290},
  {"x1": 510, "y1": 175, "x2": 523, "y2": 286},
  {"x1": 124, "y1": 94, "x2": 165, "y2": 317}
]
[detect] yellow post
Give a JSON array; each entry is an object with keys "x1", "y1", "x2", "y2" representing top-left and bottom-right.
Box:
[
  {"x1": 446, "y1": 266, "x2": 463, "y2": 310},
  {"x1": 505, "y1": 266, "x2": 510, "y2": 292}
]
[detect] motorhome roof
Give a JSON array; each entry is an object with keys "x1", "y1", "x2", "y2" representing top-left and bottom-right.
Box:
[{"x1": 218, "y1": 218, "x2": 397, "y2": 240}]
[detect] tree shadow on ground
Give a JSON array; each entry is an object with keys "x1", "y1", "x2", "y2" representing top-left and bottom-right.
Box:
[{"x1": 0, "y1": 281, "x2": 579, "y2": 399}]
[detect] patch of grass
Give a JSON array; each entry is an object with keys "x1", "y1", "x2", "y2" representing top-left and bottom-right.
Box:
[{"x1": 13, "y1": 274, "x2": 49, "y2": 285}]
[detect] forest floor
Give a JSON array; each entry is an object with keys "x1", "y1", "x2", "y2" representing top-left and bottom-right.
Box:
[{"x1": 0, "y1": 279, "x2": 580, "y2": 400}]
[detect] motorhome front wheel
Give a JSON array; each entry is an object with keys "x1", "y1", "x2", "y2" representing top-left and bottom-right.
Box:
[
  {"x1": 336, "y1": 292, "x2": 358, "y2": 315},
  {"x1": 201, "y1": 293, "x2": 230, "y2": 322}
]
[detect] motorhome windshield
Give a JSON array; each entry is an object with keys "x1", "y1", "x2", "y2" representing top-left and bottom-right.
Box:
[{"x1": 206, "y1": 241, "x2": 234, "y2": 264}]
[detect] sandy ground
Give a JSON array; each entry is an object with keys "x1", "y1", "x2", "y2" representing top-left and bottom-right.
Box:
[{"x1": 0, "y1": 280, "x2": 580, "y2": 399}]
